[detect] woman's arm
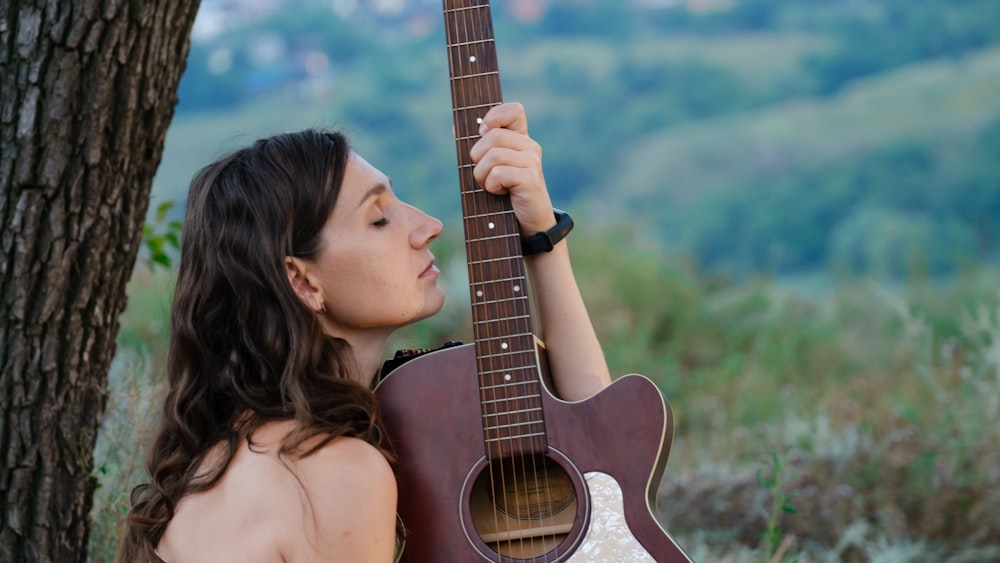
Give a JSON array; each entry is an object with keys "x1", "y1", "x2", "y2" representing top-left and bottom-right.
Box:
[{"x1": 470, "y1": 103, "x2": 611, "y2": 401}]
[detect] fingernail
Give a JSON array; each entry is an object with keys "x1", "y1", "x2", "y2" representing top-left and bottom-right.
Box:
[{"x1": 479, "y1": 123, "x2": 488, "y2": 135}]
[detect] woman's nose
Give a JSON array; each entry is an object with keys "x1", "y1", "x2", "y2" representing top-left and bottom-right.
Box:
[{"x1": 410, "y1": 207, "x2": 443, "y2": 248}]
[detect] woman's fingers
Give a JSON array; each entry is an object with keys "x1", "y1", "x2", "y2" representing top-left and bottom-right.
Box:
[
  {"x1": 479, "y1": 102, "x2": 528, "y2": 135},
  {"x1": 470, "y1": 126, "x2": 541, "y2": 163},
  {"x1": 472, "y1": 146, "x2": 538, "y2": 189}
]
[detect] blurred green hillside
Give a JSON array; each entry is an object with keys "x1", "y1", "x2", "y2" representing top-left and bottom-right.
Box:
[{"x1": 151, "y1": 0, "x2": 1000, "y2": 278}]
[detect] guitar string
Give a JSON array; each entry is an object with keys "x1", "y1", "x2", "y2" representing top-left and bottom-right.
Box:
[
  {"x1": 478, "y1": 1, "x2": 557, "y2": 558},
  {"x1": 471, "y1": 3, "x2": 526, "y2": 556},
  {"x1": 464, "y1": 1, "x2": 523, "y2": 557},
  {"x1": 475, "y1": 1, "x2": 560, "y2": 559},
  {"x1": 476, "y1": 2, "x2": 525, "y2": 558},
  {"x1": 452, "y1": 1, "x2": 512, "y2": 553},
  {"x1": 457, "y1": 2, "x2": 523, "y2": 551},
  {"x1": 475, "y1": 1, "x2": 555, "y2": 559},
  {"x1": 451, "y1": 2, "x2": 504, "y2": 551}
]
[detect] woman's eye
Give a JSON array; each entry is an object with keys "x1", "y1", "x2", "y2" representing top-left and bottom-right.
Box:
[{"x1": 373, "y1": 217, "x2": 391, "y2": 227}]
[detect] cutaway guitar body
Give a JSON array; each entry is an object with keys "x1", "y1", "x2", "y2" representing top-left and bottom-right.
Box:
[
  {"x1": 377, "y1": 343, "x2": 691, "y2": 561},
  {"x1": 375, "y1": 1, "x2": 691, "y2": 560}
]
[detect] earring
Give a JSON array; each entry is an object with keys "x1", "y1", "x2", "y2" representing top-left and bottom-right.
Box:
[{"x1": 317, "y1": 302, "x2": 327, "y2": 315}]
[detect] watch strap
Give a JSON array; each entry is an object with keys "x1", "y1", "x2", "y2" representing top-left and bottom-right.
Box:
[{"x1": 521, "y1": 209, "x2": 573, "y2": 256}]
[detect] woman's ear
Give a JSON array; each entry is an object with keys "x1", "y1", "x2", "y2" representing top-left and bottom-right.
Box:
[{"x1": 285, "y1": 257, "x2": 325, "y2": 313}]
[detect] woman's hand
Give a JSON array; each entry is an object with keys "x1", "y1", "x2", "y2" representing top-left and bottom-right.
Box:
[{"x1": 469, "y1": 102, "x2": 556, "y2": 236}]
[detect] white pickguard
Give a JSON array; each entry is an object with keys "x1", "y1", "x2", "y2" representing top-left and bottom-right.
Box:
[{"x1": 569, "y1": 472, "x2": 656, "y2": 562}]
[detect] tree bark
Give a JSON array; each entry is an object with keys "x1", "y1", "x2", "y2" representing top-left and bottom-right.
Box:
[{"x1": 0, "y1": 1, "x2": 199, "y2": 560}]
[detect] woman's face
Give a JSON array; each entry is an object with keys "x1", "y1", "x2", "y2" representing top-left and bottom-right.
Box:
[{"x1": 300, "y1": 152, "x2": 445, "y2": 339}]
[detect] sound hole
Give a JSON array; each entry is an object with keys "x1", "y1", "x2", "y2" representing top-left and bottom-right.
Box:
[{"x1": 470, "y1": 455, "x2": 578, "y2": 559}]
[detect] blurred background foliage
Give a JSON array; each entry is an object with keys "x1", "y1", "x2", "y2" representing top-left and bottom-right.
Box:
[
  {"x1": 95, "y1": 0, "x2": 1000, "y2": 561},
  {"x1": 153, "y1": 0, "x2": 1000, "y2": 280}
]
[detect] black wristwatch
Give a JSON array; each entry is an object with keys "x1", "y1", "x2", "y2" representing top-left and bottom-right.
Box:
[{"x1": 521, "y1": 209, "x2": 574, "y2": 256}]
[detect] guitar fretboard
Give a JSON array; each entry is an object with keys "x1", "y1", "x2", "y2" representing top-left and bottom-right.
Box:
[{"x1": 444, "y1": 0, "x2": 546, "y2": 460}]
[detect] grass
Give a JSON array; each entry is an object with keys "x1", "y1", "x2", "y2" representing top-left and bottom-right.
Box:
[
  {"x1": 89, "y1": 226, "x2": 1000, "y2": 561},
  {"x1": 89, "y1": 269, "x2": 173, "y2": 562}
]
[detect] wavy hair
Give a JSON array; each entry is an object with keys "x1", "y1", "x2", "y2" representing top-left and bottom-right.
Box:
[{"x1": 118, "y1": 129, "x2": 391, "y2": 561}]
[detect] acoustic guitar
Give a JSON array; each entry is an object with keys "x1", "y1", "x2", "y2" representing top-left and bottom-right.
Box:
[{"x1": 375, "y1": 1, "x2": 691, "y2": 560}]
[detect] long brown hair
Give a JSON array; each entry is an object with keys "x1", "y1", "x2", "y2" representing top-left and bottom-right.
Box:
[{"x1": 118, "y1": 129, "x2": 392, "y2": 561}]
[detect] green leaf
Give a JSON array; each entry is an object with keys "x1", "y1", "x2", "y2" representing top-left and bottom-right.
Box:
[
  {"x1": 156, "y1": 200, "x2": 175, "y2": 221},
  {"x1": 165, "y1": 232, "x2": 180, "y2": 249},
  {"x1": 152, "y1": 253, "x2": 172, "y2": 268}
]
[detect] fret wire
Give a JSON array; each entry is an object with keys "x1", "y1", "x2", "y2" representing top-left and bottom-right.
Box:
[
  {"x1": 473, "y1": 326, "x2": 534, "y2": 340},
  {"x1": 484, "y1": 419, "x2": 545, "y2": 431},
  {"x1": 473, "y1": 337, "x2": 533, "y2": 353},
  {"x1": 453, "y1": 102, "x2": 500, "y2": 112},
  {"x1": 468, "y1": 256, "x2": 522, "y2": 267},
  {"x1": 464, "y1": 209, "x2": 516, "y2": 220},
  {"x1": 473, "y1": 314, "x2": 530, "y2": 326},
  {"x1": 480, "y1": 369, "x2": 537, "y2": 380},
  {"x1": 477, "y1": 350, "x2": 533, "y2": 361},
  {"x1": 477, "y1": 350, "x2": 534, "y2": 361},
  {"x1": 475, "y1": 331, "x2": 533, "y2": 342},
  {"x1": 480, "y1": 382, "x2": 539, "y2": 392},
  {"x1": 474, "y1": 339, "x2": 533, "y2": 355},
  {"x1": 445, "y1": 38, "x2": 495, "y2": 48},
  {"x1": 471, "y1": 275, "x2": 529, "y2": 286},
  {"x1": 480, "y1": 388, "x2": 537, "y2": 398},
  {"x1": 484, "y1": 426, "x2": 546, "y2": 440},
  {"x1": 482, "y1": 388, "x2": 542, "y2": 396},
  {"x1": 450, "y1": 71, "x2": 500, "y2": 81},
  {"x1": 471, "y1": 293, "x2": 529, "y2": 306},
  {"x1": 474, "y1": 296, "x2": 528, "y2": 308},
  {"x1": 486, "y1": 432, "x2": 545, "y2": 443},
  {"x1": 476, "y1": 350, "x2": 534, "y2": 361},
  {"x1": 483, "y1": 404, "x2": 542, "y2": 414},
  {"x1": 444, "y1": 5, "x2": 489, "y2": 14},
  {"x1": 483, "y1": 394, "x2": 540, "y2": 405},
  {"x1": 467, "y1": 234, "x2": 519, "y2": 245},
  {"x1": 479, "y1": 366, "x2": 535, "y2": 377},
  {"x1": 471, "y1": 275, "x2": 525, "y2": 286}
]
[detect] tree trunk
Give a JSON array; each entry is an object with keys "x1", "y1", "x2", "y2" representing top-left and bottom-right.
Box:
[{"x1": 0, "y1": 1, "x2": 200, "y2": 560}]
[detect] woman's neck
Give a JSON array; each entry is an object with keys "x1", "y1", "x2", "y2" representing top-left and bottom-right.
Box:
[{"x1": 337, "y1": 328, "x2": 394, "y2": 387}]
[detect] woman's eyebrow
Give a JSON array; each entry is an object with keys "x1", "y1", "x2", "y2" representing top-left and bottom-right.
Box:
[{"x1": 356, "y1": 182, "x2": 389, "y2": 209}]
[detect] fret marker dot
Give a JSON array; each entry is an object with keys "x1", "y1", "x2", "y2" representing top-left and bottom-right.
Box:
[
  {"x1": 504, "y1": 373, "x2": 512, "y2": 381},
  {"x1": 469, "y1": 55, "x2": 477, "y2": 62},
  {"x1": 513, "y1": 285, "x2": 521, "y2": 292},
  {"x1": 476, "y1": 290, "x2": 483, "y2": 298},
  {"x1": 476, "y1": 117, "x2": 484, "y2": 124},
  {"x1": 501, "y1": 342, "x2": 509, "y2": 350},
  {"x1": 488, "y1": 222, "x2": 495, "y2": 229}
]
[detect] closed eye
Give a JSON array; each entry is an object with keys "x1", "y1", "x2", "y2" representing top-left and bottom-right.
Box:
[{"x1": 373, "y1": 217, "x2": 391, "y2": 227}]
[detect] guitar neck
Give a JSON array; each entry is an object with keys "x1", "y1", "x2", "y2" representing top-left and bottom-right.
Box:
[{"x1": 443, "y1": 0, "x2": 545, "y2": 459}]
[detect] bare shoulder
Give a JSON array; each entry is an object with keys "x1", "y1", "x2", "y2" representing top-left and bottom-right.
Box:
[{"x1": 279, "y1": 436, "x2": 398, "y2": 562}]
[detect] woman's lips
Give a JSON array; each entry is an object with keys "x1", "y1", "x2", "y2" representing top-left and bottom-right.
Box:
[{"x1": 420, "y1": 260, "x2": 439, "y2": 278}]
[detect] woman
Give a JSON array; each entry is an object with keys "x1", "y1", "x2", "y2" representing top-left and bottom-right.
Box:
[{"x1": 119, "y1": 103, "x2": 611, "y2": 562}]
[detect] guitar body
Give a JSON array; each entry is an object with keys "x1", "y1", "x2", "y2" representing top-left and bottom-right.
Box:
[{"x1": 376, "y1": 343, "x2": 690, "y2": 562}]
